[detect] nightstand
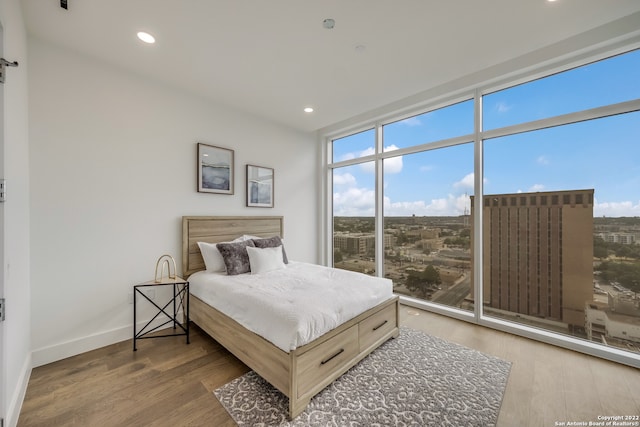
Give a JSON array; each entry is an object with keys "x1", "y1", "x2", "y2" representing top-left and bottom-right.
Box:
[{"x1": 133, "y1": 277, "x2": 189, "y2": 351}]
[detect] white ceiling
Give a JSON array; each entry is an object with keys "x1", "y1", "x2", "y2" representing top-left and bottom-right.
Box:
[{"x1": 21, "y1": 0, "x2": 640, "y2": 133}]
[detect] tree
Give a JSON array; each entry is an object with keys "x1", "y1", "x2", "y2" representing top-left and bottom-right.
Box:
[
  {"x1": 396, "y1": 232, "x2": 409, "y2": 245},
  {"x1": 593, "y1": 236, "x2": 640, "y2": 260},
  {"x1": 593, "y1": 237, "x2": 610, "y2": 260},
  {"x1": 405, "y1": 265, "x2": 442, "y2": 298},
  {"x1": 593, "y1": 245, "x2": 609, "y2": 260},
  {"x1": 443, "y1": 236, "x2": 470, "y2": 249},
  {"x1": 597, "y1": 260, "x2": 640, "y2": 294},
  {"x1": 423, "y1": 265, "x2": 442, "y2": 286}
]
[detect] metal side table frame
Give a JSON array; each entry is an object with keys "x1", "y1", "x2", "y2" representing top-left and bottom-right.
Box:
[{"x1": 133, "y1": 278, "x2": 189, "y2": 351}]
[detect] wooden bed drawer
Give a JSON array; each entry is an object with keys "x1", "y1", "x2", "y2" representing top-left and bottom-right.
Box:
[
  {"x1": 296, "y1": 325, "x2": 359, "y2": 398},
  {"x1": 359, "y1": 302, "x2": 397, "y2": 352}
]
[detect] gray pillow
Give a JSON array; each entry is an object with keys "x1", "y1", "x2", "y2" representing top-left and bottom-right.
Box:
[
  {"x1": 216, "y1": 240, "x2": 256, "y2": 275},
  {"x1": 252, "y1": 236, "x2": 288, "y2": 264}
]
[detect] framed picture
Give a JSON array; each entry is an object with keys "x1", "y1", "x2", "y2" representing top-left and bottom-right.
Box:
[
  {"x1": 197, "y1": 143, "x2": 234, "y2": 194},
  {"x1": 246, "y1": 164, "x2": 274, "y2": 208}
]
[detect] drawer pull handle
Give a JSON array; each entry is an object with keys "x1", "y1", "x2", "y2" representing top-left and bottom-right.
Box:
[
  {"x1": 373, "y1": 320, "x2": 388, "y2": 331},
  {"x1": 320, "y1": 348, "x2": 345, "y2": 365}
]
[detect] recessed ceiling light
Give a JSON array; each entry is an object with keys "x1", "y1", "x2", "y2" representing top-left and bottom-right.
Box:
[
  {"x1": 137, "y1": 31, "x2": 156, "y2": 44},
  {"x1": 303, "y1": 107, "x2": 314, "y2": 113}
]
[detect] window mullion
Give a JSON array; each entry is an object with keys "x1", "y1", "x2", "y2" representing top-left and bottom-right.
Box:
[
  {"x1": 375, "y1": 123, "x2": 384, "y2": 278},
  {"x1": 474, "y1": 89, "x2": 484, "y2": 324},
  {"x1": 482, "y1": 98, "x2": 640, "y2": 141}
]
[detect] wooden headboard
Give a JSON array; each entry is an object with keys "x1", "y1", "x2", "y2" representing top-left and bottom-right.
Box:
[{"x1": 182, "y1": 216, "x2": 284, "y2": 278}]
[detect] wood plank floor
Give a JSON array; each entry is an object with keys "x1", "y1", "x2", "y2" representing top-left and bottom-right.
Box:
[{"x1": 18, "y1": 305, "x2": 640, "y2": 426}]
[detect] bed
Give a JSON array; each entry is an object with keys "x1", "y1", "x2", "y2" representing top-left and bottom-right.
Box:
[{"x1": 181, "y1": 216, "x2": 399, "y2": 419}]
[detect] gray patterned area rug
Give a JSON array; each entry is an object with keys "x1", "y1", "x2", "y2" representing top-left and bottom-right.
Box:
[{"x1": 214, "y1": 327, "x2": 511, "y2": 427}]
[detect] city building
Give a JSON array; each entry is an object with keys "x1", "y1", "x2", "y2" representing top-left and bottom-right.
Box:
[
  {"x1": 417, "y1": 238, "x2": 444, "y2": 251},
  {"x1": 470, "y1": 189, "x2": 594, "y2": 330},
  {"x1": 585, "y1": 295, "x2": 640, "y2": 348},
  {"x1": 597, "y1": 232, "x2": 636, "y2": 245},
  {"x1": 334, "y1": 233, "x2": 368, "y2": 255},
  {"x1": 419, "y1": 229, "x2": 441, "y2": 240},
  {"x1": 334, "y1": 233, "x2": 395, "y2": 255}
]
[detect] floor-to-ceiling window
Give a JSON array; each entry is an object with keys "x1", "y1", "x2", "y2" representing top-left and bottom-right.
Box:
[
  {"x1": 325, "y1": 47, "x2": 640, "y2": 366},
  {"x1": 380, "y1": 100, "x2": 474, "y2": 310},
  {"x1": 480, "y1": 49, "x2": 640, "y2": 354},
  {"x1": 331, "y1": 129, "x2": 377, "y2": 275}
]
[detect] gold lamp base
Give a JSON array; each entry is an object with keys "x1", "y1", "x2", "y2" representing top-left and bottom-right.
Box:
[{"x1": 154, "y1": 254, "x2": 177, "y2": 283}]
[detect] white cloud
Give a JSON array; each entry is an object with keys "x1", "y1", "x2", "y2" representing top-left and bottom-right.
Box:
[
  {"x1": 359, "y1": 147, "x2": 375, "y2": 157},
  {"x1": 385, "y1": 145, "x2": 400, "y2": 152},
  {"x1": 383, "y1": 157, "x2": 403, "y2": 174},
  {"x1": 454, "y1": 172, "x2": 475, "y2": 189},
  {"x1": 333, "y1": 186, "x2": 472, "y2": 217},
  {"x1": 454, "y1": 193, "x2": 472, "y2": 213},
  {"x1": 537, "y1": 155, "x2": 550, "y2": 165},
  {"x1": 359, "y1": 162, "x2": 376, "y2": 173},
  {"x1": 338, "y1": 152, "x2": 356, "y2": 162},
  {"x1": 383, "y1": 193, "x2": 471, "y2": 217},
  {"x1": 398, "y1": 117, "x2": 422, "y2": 127},
  {"x1": 594, "y1": 199, "x2": 640, "y2": 217},
  {"x1": 453, "y1": 172, "x2": 489, "y2": 190},
  {"x1": 333, "y1": 172, "x2": 357, "y2": 187},
  {"x1": 333, "y1": 187, "x2": 376, "y2": 216},
  {"x1": 495, "y1": 101, "x2": 512, "y2": 113},
  {"x1": 334, "y1": 189, "x2": 640, "y2": 218},
  {"x1": 528, "y1": 184, "x2": 545, "y2": 192},
  {"x1": 358, "y1": 145, "x2": 403, "y2": 174}
]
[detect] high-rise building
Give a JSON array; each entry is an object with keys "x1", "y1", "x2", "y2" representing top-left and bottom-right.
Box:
[{"x1": 470, "y1": 189, "x2": 594, "y2": 330}]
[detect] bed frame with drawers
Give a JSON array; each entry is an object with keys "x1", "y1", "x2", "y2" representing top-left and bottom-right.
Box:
[{"x1": 182, "y1": 216, "x2": 399, "y2": 419}]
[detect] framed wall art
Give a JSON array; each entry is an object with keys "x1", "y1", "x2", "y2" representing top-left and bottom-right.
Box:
[
  {"x1": 197, "y1": 143, "x2": 234, "y2": 194},
  {"x1": 246, "y1": 164, "x2": 274, "y2": 208}
]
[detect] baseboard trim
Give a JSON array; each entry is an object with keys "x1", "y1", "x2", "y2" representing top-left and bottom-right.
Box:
[
  {"x1": 31, "y1": 314, "x2": 183, "y2": 367},
  {"x1": 7, "y1": 353, "x2": 31, "y2": 427},
  {"x1": 31, "y1": 324, "x2": 131, "y2": 368}
]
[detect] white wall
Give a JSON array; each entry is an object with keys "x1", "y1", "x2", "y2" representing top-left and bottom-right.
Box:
[
  {"x1": 28, "y1": 38, "x2": 317, "y2": 366},
  {"x1": 0, "y1": 0, "x2": 31, "y2": 426}
]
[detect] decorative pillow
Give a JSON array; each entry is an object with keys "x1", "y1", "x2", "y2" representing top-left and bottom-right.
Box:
[
  {"x1": 197, "y1": 241, "x2": 227, "y2": 272},
  {"x1": 251, "y1": 236, "x2": 289, "y2": 264},
  {"x1": 246, "y1": 246, "x2": 285, "y2": 274},
  {"x1": 216, "y1": 240, "x2": 256, "y2": 275}
]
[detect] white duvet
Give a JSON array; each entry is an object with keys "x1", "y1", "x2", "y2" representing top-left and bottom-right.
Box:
[{"x1": 188, "y1": 261, "x2": 394, "y2": 352}]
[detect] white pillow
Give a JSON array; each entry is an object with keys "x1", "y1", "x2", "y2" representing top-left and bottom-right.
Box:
[
  {"x1": 246, "y1": 245, "x2": 285, "y2": 274},
  {"x1": 234, "y1": 234, "x2": 262, "y2": 242},
  {"x1": 197, "y1": 241, "x2": 226, "y2": 272}
]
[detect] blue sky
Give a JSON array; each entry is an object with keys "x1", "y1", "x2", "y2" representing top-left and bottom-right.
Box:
[{"x1": 333, "y1": 49, "x2": 640, "y2": 217}]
